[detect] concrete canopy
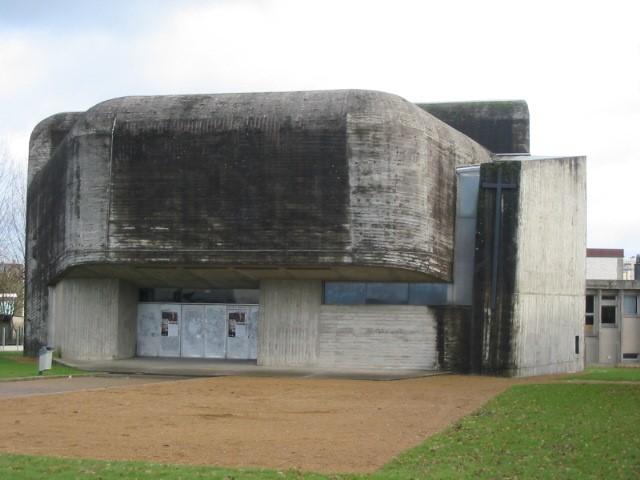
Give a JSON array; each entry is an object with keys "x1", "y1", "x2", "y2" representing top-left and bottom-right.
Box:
[{"x1": 28, "y1": 90, "x2": 491, "y2": 280}]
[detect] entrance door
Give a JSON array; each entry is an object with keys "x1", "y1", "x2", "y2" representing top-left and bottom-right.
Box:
[
  {"x1": 599, "y1": 298, "x2": 618, "y2": 364},
  {"x1": 227, "y1": 306, "x2": 254, "y2": 359},
  {"x1": 181, "y1": 305, "x2": 206, "y2": 358},
  {"x1": 137, "y1": 303, "x2": 181, "y2": 357},
  {"x1": 204, "y1": 305, "x2": 227, "y2": 358},
  {"x1": 137, "y1": 303, "x2": 257, "y2": 359},
  {"x1": 181, "y1": 305, "x2": 228, "y2": 358}
]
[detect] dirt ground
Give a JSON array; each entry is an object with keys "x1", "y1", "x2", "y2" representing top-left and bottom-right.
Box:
[{"x1": 0, "y1": 374, "x2": 519, "y2": 473}]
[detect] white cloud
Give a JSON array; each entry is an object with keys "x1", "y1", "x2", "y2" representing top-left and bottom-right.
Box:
[{"x1": 1, "y1": 0, "x2": 639, "y2": 253}]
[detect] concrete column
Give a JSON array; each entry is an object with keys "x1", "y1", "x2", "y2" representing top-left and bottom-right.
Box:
[
  {"x1": 258, "y1": 280, "x2": 321, "y2": 367},
  {"x1": 50, "y1": 278, "x2": 138, "y2": 361}
]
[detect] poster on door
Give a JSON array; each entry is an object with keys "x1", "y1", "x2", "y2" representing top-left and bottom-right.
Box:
[
  {"x1": 161, "y1": 311, "x2": 179, "y2": 337},
  {"x1": 228, "y1": 310, "x2": 246, "y2": 338}
]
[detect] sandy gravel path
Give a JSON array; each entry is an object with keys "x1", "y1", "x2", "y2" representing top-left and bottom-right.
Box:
[{"x1": 0, "y1": 374, "x2": 523, "y2": 473}]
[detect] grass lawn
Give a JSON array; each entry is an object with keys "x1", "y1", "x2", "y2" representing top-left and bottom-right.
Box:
[
  {"x1": 1, "y1": 382, "x2": 638, "y2": 479},
  {"x1": 0, "y1": 352, "x2": 88, "y2": 379},
  {"x1": 0, "y1": 455, "x2": 332, "y2": 480},
  {"x1": 566, "y1": 366, "x2": 640, "y2": 382},
  {"x1": 377, "y1": 383, "x2": 640, "y2": 479}
]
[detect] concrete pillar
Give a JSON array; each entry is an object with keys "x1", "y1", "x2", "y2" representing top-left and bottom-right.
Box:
[
  {"x1": 50, "y1": 278, "x2": 138, "y2": 361},
  {"x1": 258, "y1": 280, "x2": 321, "y2": 367}
]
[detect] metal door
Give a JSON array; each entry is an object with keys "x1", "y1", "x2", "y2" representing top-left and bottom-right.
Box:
[
  {"x1": 226, "y1": 306, "x2": 257, "y2": 360},
  {"x1": 181, "y1": 305, "x2": 205, "y2": 358},
  {"x1": 137, "y1": 303, "x2": 160, "y2": 357},
  {"x1": 204, "y1": 305, "x2": 227, "y2": 358},
  {"x1": 621, "y1": 316, "x2": 640, "y2": 361},
  {"x1": 137, "y1": 303, "x2": 181, "y2": 357},
  {"x1": 248, "y1": 306, "x2": 258, "y2": 359},
  {"x1": 138, "y1": 303, "x2": 257, "y2": 359}
]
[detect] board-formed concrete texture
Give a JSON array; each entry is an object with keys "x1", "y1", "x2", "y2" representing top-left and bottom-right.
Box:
[
  {"x1": 417, "y1": 101, "x2": 530, "y2": 154},
  {"x1": 26, "y1": 90, "x2": 490, "y2": 355},
  {"x1": 472, "y1": 157, "x2": 586, "y2": 376},
  {"x1": 26, "y1": 89, "x2": 586, "y2": 377}
]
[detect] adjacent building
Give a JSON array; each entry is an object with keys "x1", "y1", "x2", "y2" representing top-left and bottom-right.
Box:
[
  {"x1": 26, "y1": 90, "x2": 586, "y2": 376},
  {"x1": 585, "y1": 249, "x2": 640, "y2": 365}
]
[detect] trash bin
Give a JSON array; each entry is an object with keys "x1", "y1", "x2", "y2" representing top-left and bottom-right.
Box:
[{"x1": 38, "y1": 346, "x2": 54, "y2": 374}]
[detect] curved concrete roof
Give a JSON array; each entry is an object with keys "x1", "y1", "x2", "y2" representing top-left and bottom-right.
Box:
[{"x1": 27, "y1": 90, "x2": 491, "y2": 290}]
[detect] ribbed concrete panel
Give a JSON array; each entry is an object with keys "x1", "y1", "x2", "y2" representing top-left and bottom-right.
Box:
[
  {"x1": 512, "y1": 294, "x2": 584, "y2": 375},
  {"x1": 346, "y1": 95, "x2": 490, "y2": 278},
  {"x1": 258, "y1": 280, "x2": 321, "y2": 367},
  {"x1": 117, "y1": 281, "x2": 139, "y2": 359},
  {"x1": 317, "y1": 305, "x2": 437, "y2": 370},
  {"x1": 417, "y1": 100, "x2": 530, "y2": 154},
  {"x1": 511, "y1": 157, "x2": 586, "y2": 376},
  {"x1": 50, "y1": 278, "x2": 137, "y2": 361}
]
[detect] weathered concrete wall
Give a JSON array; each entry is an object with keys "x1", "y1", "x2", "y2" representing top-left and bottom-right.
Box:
[
  {"x1": 472, "y1": 157, "x2": 586, "y2": 376},
  {"x1": 417, "y1": 101, "x2": 529, "y2": 154},
  {"x1": 511, "y1": 157, "x2": 586, "y2": 376},
  {"x1": 117, "y1": 281, "x2": 139, "y2": 358},
  {"x1": 258, "y1": 280, "x2": 320, "y2": 367},
  {"x1": 317, "y1": 305, "x2": 437, "y2": 370},
  {"x1": 27, "y1": 112, "x2": 83, "y2": 184},
  {"x1": 26, "y1": 112, "x2": 114, "y2": 354},
  {"x1": 49, "y1": 278, "x2": 137, "y2": 361},
  {"x1": 26, "y1": 90, "x2": 491, "y2": 355},
  {"x1": 471, "y1": 162, "x2": 521, "y2": 374},
  {"x1": 259, "y1": 279, "x2": 438, "y2": 370},
  {"x1": 345, "y1": 94, "x2": 490, "y2": 279},
  {"x1": 433, "y1": 306, "x2": 471, "y2": 372}
]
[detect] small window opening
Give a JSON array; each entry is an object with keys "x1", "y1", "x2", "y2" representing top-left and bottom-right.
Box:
[{"x1": 601, "y1": 305, "x2": 616, "y2": 325}]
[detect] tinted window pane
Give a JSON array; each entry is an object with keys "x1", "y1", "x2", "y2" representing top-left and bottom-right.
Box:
[
  {"x1": 324, "y1": 283, "x2": 366, "y2": 304},
  {"x1": 624, "y1": 295, "x2": 638, "y2": 315},
  {"x1": 365, "y1": 283, "x2": 409, "y2": 305},
  {"x1": 409, "y1": 283, "x2": 449, "y2": 305},
  {"x1": 601, "y1": 305, "x2": 616, "y2": 324},
  {"x1": 585, "y1": 315, "x2": 594, "y2": 326},
  {"x1": 585, "y1": 295, "x2": 594, "y2": 314},
  {"x1": 231, "y1": 289, "x2": 260, "y2": 304},
  {"x1": 140, "y1": 288, "x2": 259, "y2": 304},
  {"x1": 150, "y1": 288, "x2": 181, "y2": 302},
  {"x1": 139, "y1": 288, "x2": 154, "y2": 302},
  {"x1": 457, "y1": 169, "x2": 480, "y2": 218},
  {"x1": 182, "y1": 289, "x2": 259, "y2": 304}
]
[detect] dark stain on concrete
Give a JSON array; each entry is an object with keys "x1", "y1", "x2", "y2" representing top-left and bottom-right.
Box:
[
  {"x1": 471, "y1": 161, "x2": 521, "y2": 375},
  {"x1": 418, "y1": 101, "x2": 530, "y2": 154}
]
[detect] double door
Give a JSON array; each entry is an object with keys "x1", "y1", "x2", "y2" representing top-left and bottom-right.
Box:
[{"x1": 137, "y1": 303, "x2": 258, "y2": 359}]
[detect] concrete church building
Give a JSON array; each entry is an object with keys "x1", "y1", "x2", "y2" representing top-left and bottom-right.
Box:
[{"x1": 25, "y1": 90, "x2": 586, "y2": 377}]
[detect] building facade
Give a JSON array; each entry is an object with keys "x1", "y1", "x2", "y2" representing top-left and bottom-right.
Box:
[
  {"x1": 26, "y1": 90, "x2": 586, "y2": 376},
  {"x1": 585, "y1": 249, "x2": 640, "y2": 365}
]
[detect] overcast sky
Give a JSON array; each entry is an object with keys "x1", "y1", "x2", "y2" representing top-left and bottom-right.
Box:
[{"x1": 1, "y1": 0, "x2": 638, "y2": 255}]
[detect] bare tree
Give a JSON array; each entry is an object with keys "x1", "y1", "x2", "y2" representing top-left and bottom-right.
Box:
[{"x1": 0, "y1": 141, "x2": 27, "y2": 324}]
